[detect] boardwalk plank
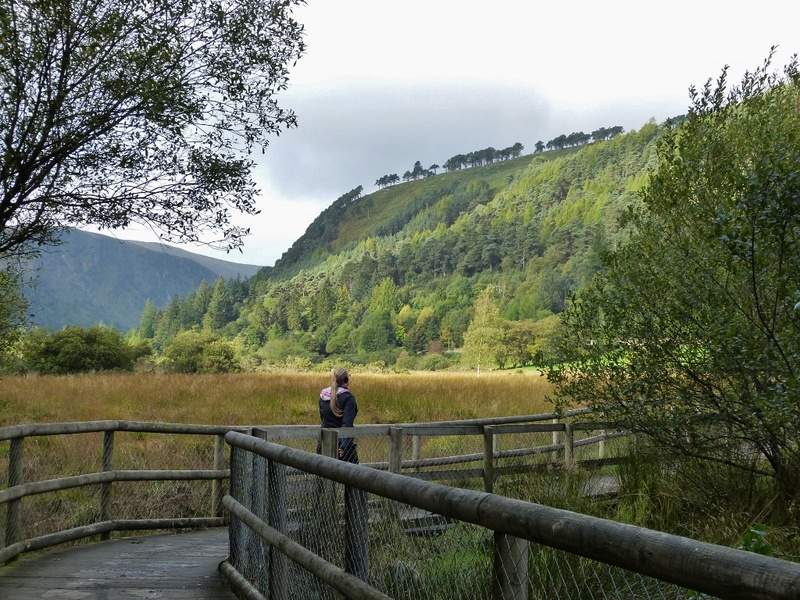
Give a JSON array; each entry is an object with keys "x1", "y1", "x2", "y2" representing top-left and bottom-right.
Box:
[{"x1": 0, "y1": 528, "x2": 237, "y2": 599}]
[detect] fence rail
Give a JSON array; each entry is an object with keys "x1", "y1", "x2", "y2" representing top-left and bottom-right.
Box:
[
  {"x1": 0, "y1": 411, "x2": 578, "y2": 568},
  {"x1": 0, "y1": 420, "x2": 244, "y2": 565},
  {"x1": 223, "y1": 429, "x2": 800, "y2": 600},
  {"x1": 7, "y1": 412, "x2": 798, "y2": 598}
]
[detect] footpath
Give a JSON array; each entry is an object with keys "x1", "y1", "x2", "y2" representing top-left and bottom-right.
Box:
[{"x1": 0, "y1": 528, "x2": 237, "y2": 599}]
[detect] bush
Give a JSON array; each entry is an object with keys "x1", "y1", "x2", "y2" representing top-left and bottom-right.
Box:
[
  {"x1": 162, "y1": 330, "x2": 240, "y2": 373},
  {"x1": 24, "y1": 326, "x2": 136, "y2": 374},
  {"x1": 417, "y1": 353, "x2": 452, "y2": 371}
]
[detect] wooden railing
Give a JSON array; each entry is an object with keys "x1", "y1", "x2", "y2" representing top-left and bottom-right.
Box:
[
  {"x1": 0, "y1": 420, "x2": 244, "y2": 564},
  {"x1": 0, "y1": 411, "x2": 588, "y2": 567},
  {"x1": 223, "y1": 430, "x2": 800, "y2": 600}
]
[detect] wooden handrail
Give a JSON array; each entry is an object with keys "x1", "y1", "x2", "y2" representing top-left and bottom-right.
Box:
[
  {"x1": 0, "y1": 412, "x2": 597, "y2": 567},
  {"x1": 225, "y1": 431, "x2": 800, "y2": 600}
]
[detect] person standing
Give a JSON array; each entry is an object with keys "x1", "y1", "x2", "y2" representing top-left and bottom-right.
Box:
[{"x1": 318, "y1": 367, "x2": 359, "y2": 463}]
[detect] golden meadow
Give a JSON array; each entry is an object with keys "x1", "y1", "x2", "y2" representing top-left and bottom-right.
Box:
[{"x1": 0, "y1": 370, "x2": 556, "y2": 427}]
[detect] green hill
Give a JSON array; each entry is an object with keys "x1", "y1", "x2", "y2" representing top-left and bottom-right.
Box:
[
  {"x1": 24, "y1": 229, "x2": 262, "y2": 331},
  {"x1": 139, "y1": 121, "x2": 662, "y2": 368}
]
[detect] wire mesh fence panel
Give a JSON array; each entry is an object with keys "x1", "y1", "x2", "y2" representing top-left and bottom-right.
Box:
[
  {"x1": 525, "y1": 543, "x2": 717, "y2": 600},
  {"x1": 0, "y1": 438, "x2": 8, "y2": 540},
  {"x1": 263, "y1": 434, "x2": 319, "y2": 454},
  {"x1": 0, "y1": 428, "x2": 228, "y2": 555},
  {"x1": 351, "y1": 433, "x2": 391, "y2": 467},
  {"x1": 111, "y1": 479, "x2": 214, "y2": 520},
  {"x1": 399, "y1": 431, "x2": 486, "y2": 491},
  {"x1": 229, "y1": 444, "x2": 495, "y2": 599},
  {"x1": 114, "y1": 431, "x2": 217, "y2": 470},
  {"x1": 19, "y1": 485, "x2": 103, "y2": 539},
  {"x1": 6, "y1": 432, "x2": 105, "y2": 541},
  {"x1": 225, "y1": 437, "x2": 742, "y2": 600},
  {"x1": 370, "y1": 514, "x2": 493, "y2": 599},
  {"x1": 23, "y1": 432, "x2": 104, "y2": 480},
  {"x1": 228, "y1": 444, "x2": 344, "y2": 599}
]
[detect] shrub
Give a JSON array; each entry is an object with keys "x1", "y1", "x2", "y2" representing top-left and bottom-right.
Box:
[
  {"x1": 161, "y1": 330, "x2": 240, "y2": 373},
  {"x1": 25, "y1": 326, "x2": 136, "y2": 374}
]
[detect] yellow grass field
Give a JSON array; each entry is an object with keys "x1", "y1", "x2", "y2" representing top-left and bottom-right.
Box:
[{"x1": 0, "y1": 370, "x2": 557, "y2": 427}]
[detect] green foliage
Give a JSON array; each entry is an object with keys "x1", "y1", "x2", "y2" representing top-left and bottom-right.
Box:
[
  {"x1": 0, "y1": 0, "x2": 305, "y2": 257},
  {"x1": 138, "y1": 116, "x2": 663, "y2": 372},
  {"x1": 0, "y1": 262, "x2": 28, "y2": 368},
  {"x1": 161, "y1": 330, "x2": 239, "y2": 373},
  {"x1": 203, "y1": 277, "x2": 236, "y2": 331},
  {"x1": 356, "y1": 310, "x2": 396, "y2": 353},
  {"x1": 462, "y1": 286, "x2": 504, "y2": 374},
  {"x1": 497, "y1": 320, "x2": 536, "y2": 368},
  {"x1": 738, "y1": 524, "x2": 773, "y2": 557},
  {"x1": 24, "y1": 326, "x2": 139, "y2": 374},
  {"x1": 549, "y1": 53, "x2": 800, "y2": 501}
]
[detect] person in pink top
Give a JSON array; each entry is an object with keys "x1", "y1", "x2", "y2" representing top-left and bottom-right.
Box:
[{"x1": 318, "y1": 367, "x2": 359, "y2": 463}]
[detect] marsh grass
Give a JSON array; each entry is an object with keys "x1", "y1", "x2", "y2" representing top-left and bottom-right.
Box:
[
  {"x1": 0, "y1": 370, "x2": 555, "y2": 426},
  {"x1": 0, "y1": 370, "x2": 555, "y2": 547}
]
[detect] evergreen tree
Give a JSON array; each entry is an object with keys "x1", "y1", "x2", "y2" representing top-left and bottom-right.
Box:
[
  {"x1": 137, "y1": 299, "x2": 161, "y2": 339},
  {"x1": 203, "y1": 277, "x2": 234, "y2": 331}
]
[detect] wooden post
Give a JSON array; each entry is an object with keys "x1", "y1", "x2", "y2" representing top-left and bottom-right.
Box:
[
  {"x1": 388, "y1": 427, "x2": 403, "y2": 524},
  {"x1": 321, "y1": 428, "x2": 338, "y2": 459},
  {"x1": 411, "y1": 435, "x2": 421, "y2": 472},
  {"x1": 320, "y1": 428, "x2": 338, "y2": 507},
  {"x1": 251, "y1": 429, "x2": 268, "y2": 523},
  {"x1": 564, "y1": 423, "x2": 575, "y2": 471},
  {"x1": 211, "y1": 434, "x2": 226, "y2": 518},
  {"x1": 100, "y1": 431, "x2": 114, "y2": 541},
  {"x1": 5, "y1": 437, "x2": 23, "y2": 547},
  {"x1": 552, "y1": 419, "x2": 564, "y2": 463},
  {"x1": 599, "y1": 429, "x2": 606, "y2": 459},
  {"x1": 317, "y1": 429, "x2": 338, "y2": 600},
  {"x1": 483, "y1": 426, "x2": 495, "y2": 494},
  {"x1": 227, "y1": 443, "x2": 247, "y2": 572},
  {"x1": 493, "y1": 532, "x2": 530, "y2": 600}
]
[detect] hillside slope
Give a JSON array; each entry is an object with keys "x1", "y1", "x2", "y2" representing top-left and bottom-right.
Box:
[
  {"x1": 141, "y1": 121, "x2": 663, "y2": 368},
  {"x1": 24, "y1": 229, "x2": 262, "y2": 331}
]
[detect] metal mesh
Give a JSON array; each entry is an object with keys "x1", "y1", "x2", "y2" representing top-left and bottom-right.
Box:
[
  {"x1": 4, "y1": 432, "x2": 106, "y2": 542},
  {"x1": 227, "y1": 443, "x2": 716, "y2": 600},
  {"x1": 399, "y1": 431, "x2": 486, "y2": 491}
]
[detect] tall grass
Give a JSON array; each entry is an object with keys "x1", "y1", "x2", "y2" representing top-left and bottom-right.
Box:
[
  {"x1": 0, "y1": 370, "x2": 555, "y2": 426},
  {"x1": 0, "y1": 370, "x2": 556, "y2": 553}
]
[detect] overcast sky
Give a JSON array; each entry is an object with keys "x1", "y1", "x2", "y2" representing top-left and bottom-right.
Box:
[{"x1": 119, "y1": 0, "x2": 800, "y2": 266}]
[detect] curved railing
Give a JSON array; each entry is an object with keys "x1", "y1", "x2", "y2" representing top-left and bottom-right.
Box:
[
  {"x1": 0, "y1": 411, "x2": 589, "y2": 566},
  {"x1": 0, "y1": 420, "x2": 244, "y2": 564},
  {"x1": 223, "y1": 429, "x2": 800, "y2": 600}
]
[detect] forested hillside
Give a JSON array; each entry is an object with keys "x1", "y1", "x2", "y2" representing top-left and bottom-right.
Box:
[
  {"x1": 24, "y1": 229, "x2": 262, "y2": 331},
  {"x1": 137, "y1": 121, "x2": 662, "y2": 371}
]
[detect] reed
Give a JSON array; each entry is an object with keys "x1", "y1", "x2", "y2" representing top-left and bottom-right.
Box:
[{"x1": 0, "y1": 370, "x2": 555, "y2": 427}]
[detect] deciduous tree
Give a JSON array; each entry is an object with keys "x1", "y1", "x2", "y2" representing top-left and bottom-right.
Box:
[
  {"x1": 0, "y1": 0, "x2": 306, "y2": 257},
  {"x1": 549, "y1": 52, "x2": 800, "y2": 501},
  {"x1": 0, "y1": 262, "x2": 27, "y2": 365},
  {"x1": 462, "y1": 285, "x2": 504, "y2": 375}
]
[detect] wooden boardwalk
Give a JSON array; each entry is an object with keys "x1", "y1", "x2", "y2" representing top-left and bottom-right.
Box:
[{"x1": 0, "y1": 528, "x2": 237, "y2": 599}]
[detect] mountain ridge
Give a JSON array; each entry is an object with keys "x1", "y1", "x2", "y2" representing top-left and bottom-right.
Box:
[{"x1": 24, "y1": 229, "x2": 263, "y2": 331}]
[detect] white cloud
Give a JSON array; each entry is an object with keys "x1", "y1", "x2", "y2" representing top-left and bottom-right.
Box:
[{"x1": 119, "y1": 0, "x2": 800, "y2": 266}]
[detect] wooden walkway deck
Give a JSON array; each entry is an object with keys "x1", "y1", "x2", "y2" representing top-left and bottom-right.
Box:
[{"x1": 0, "y1": 528, "x2": 237, "y2": 599}]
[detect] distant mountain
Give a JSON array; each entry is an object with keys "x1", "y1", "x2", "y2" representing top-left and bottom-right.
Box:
[{"x1": 23, "y1": 229, "x2": 263, "y2": 331}]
